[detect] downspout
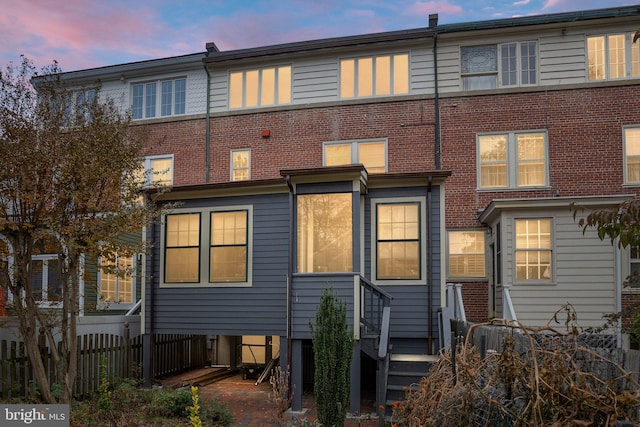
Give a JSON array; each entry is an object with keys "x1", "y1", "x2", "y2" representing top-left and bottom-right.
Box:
[
  {"x1": 430, "y1": 14, "x2": 441, "y2": 170},
  {"x1": 285, "y1": 175, "x2": 294, "y2": 399},
  {"x1": 203, "y1": 63, "x2": 211, "y2": 183},
  {"x1": 427, "y1": 176, "x2": 434, "y2": 354}
]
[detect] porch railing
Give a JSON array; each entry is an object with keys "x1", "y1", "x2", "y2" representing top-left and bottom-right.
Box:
[{"x1": 359, "y1": 276, "x2": 393, "y2": 341}]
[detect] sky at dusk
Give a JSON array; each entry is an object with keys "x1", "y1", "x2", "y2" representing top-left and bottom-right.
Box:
[{"x1": 0, "y1": 0, "x2": 635, "y2": 72}]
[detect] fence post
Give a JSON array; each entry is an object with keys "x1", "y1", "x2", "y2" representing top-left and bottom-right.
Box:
[{"x1": 124, "y1": 322, "x2": 131, "y2": 378}]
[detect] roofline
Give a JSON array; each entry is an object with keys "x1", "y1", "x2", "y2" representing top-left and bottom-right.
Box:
[
  {"x1": 436, "y1": 5, "x2": 640, "y2": 34},
  {"x1": 204, "y1": 27, "x2": 433, "y2": 64}
]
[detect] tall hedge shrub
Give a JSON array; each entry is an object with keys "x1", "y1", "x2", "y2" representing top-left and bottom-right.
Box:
[{"x1": 310, "y1": 287, "x2": 355, "y2": 426}]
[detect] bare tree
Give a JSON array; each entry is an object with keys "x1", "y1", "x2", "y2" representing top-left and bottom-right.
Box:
[{"x1": 0, "y1": 57, "x2": 157, "y2": 403}]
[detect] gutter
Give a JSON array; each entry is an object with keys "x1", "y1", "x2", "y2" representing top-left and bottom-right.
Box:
[{"x1": 285, "y1": 175, "x2": 294, "y2": 399}]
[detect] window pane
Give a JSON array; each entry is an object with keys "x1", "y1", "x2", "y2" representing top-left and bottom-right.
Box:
[
  {"x1": 515, "y1": 219, "x2": 552, "y2": 281},
  {"x1": 461, "y1": 45, "x2": 497, "y2": 73},
  {"x1": 145, "y1": 82, "x2": 156, "y2": 118},
  {"x1": 229, "y1": 72, "x2": 243, "y2": 108},
  {"x1": 521, "y1": 42, "x2": 537, "y2": 85},
  {"x1": 325, "y1": 144, "x2": 352, "y2": 166},
  {"x1": 462, "y1": 75, "x2": 497, "y2": 90},
  {"x1": 278, "y1": 66, "x2": 291, "y2": 104},
  {"x1": 210, "y1": 211, "x2": 248, "y2": 282},
  {"x1": 358, "y1": 141, "x2": 386, "y2": 173},
  {"x1": 375, "y1": 56, "x2": 391, "y2": 95},
  {"x1": 174, "y1": 78, "x2": 186, "y2": 114},
  {"x1": 517, "y1": 133, "x2": 546, "y2": 186},
  {"x1": 30, "y1": 260, "x2": 43, "y2": 301},
  {"x1": 232, "y1": 150, "x2": 250, "y2": 181},
  {"x1": 165, "y1": 247, "x2": 199, "y2": 282},
  {"x1": 633, "y1": 41, "x2": 640, "y2": 77},
  {"x1": 132, "y1": 84, "x2": 143, "y2": 119},
  {"x1": 166, "y1": 214, "x2": 200, "y2": 247},
  {"x1": 245, "y1": 70, "x2": 259, "y2": 107},
  {"x1": 449, "y1": 231, "x2": 486, "y2": 277},
  {"x1": 608, "y1": 34, "x2": 626, "y2": 79},
  {"x1": 262, "y1": 68, "x2": 275, "y2": 106},
  {"x1": 297, "y1": 194, "x2": 352, "y2": 273},
  {"x1": 626, "y1": 128, "x2": 640, "y2": 183},
  {"x1": 46, "y1": 260, "x2": 62, "y2": 302},
  {"x1": 479, "y1": 135, "x2": 507, "y2": 188},
  {"x1": 340, "y1": 59, "x2": 355, "y2": 98},
  {"x1": 161, "y1": 80, "x2": 173, "y2": 116},
  {"x1": 501, "y1": 43, "x2": 517, "y2": 86},
  {"x1": 358, "y1": 57, "x2": 373, "y2": 97},
  {"x1": 151, "y1": 158, "x2": 172, "y2": 185},
  {"x1": 393, "y1": 54, "x2": 409, "y2": 94},
  {"x1": 588, "y1": 36, "x2": 605, "y2": 80},
  {"x1": 377, "y1": 203, "x2": 420, "y2": 280}
]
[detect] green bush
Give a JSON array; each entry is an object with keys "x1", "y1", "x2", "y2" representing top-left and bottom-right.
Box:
[{"x1": 148, "y1": 387, "x2": 192, "y2": 418}]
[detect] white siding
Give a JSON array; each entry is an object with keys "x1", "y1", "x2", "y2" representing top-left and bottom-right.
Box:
[
  {"x1": 539, "y1": 34, "x2": 586, "y2": 85},
  {"x1": 500, "y1": 208, "x2": 616, "y2": 329},
  {"x1": 435, "y1": 44, "x2": 459, "y2": 94},
  {"x1": 411, "y1": 47, "x2": 434, "y2": 94}
]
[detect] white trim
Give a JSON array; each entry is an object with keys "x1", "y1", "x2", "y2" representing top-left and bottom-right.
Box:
[
  {"x1": 97, "y1": 252, "x2": 137, "y2": 310},
  {"x1": 370, "y1": 196, "x2": 427, "y2": 286},
  {"x1": 159, "y1": 205, "x2": 254, "y2": 288}
]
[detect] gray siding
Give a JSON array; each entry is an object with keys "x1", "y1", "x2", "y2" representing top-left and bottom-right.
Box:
[
  {"x1": 411, "y1": 47, "x2": 434, "y2": 94},
  {"x1": 501, "y1": 207, "x2": 616, "y2": 328},
  {"x1": 364, "y1": 185, "x2": 442, "y2": 340},
  {"x1": 292, "y1": 57, "x2": 339, "y2": 103},
  {"x1": 146, "y1": 193, "x2": 289, "y2": 336},
  {"x1": 539, "y1": 34, "x2": 586, "y2": 85}
]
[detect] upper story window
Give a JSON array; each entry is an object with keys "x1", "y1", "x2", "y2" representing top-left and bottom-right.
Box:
[
  {"x1": 461, "y1": 42, "x2": 537, "y2": 90},
  {"x1": 515, "y1": 218, "x2": 552, "y2": 283},
  {"x1": 142, "y1": 155, "x2": 173, "y2": 187},
  {"x1": 132, "y1": 77, "x2": 186, "y2": 119},
  {"x1": 587, "y1": 34, "x2": 640, "y2": 81},
  {"x1": 624, "y1": 126, "x2": 640, "y2": 184},
  {"x1": 447, "y1": 230, "x2": 486, "y2": 279},
  {"x1": 340, "y1": 53, "x2": 409, "y2": 98},
  {"x1": 297, "y1": 193, "x2": 352, "y2": 273},
  {"x1": 324, "y1": 139, "x2": 387, "y2": 173},
  {"x1": 231, "y1": 149, "x2": 251, "y2": 181},
  {"x1": 477, "y1": 131, "x2": 548, "y2": 189},
  {"x1": 229, "y1": 66, "x2": 291, "y2": 109},
  {"x1": 99, "y1": 253, "x2": 134, "y2": 306}
]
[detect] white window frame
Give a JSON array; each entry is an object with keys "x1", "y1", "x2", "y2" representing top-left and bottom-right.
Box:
[
  {"x1": 230, "y1": 149, "x2": 251, "y2": 181},
  {"x1": 143, "y1": 154, "x2": 174, "y2": 187},
  {"x1": 476, "y1": 130, "x2": 549, "y2": 190},
  {"x1": 339, "y1": 53, "x2": 410, "y2": 99},
  {"x1": 228, "y1": 65, "x2": 291, "y2": 109},
  {"x1": 624, "y1": 126, "x2": 640, "y2": 185},
  {"x1": 370, "y1": 196, "x2": 426, "y2": 286},
  {"x1": 447, "y1": 229, "x2": 487, "y2": 280},
  {"x1": 461, "y1": 41, "x2": 538, "y2": 90},
  {"x1": 513, "y1": 217, "x2": 554, "y2": 285},
  {"x1": 29, "y1": 254, "x2": 63, "y2": 308},
  {"x1": 160, "y1": 205, "x2": 253, "y2": 288},
  {"x1": 586, "y1": 33, "x2": 640, "y2": 81},
  {"x1": 97, "y1": 253, "x2": 136, "y2": 309},
  {"x1": 132, "y1": 77, "x2": 187, "y2": 120},
  {"x1": 323, "y1": 138, "x2": 388, "y2": 173}
]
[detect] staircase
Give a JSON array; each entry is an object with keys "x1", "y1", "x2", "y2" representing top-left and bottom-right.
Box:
[{"x1": 384, "y1": 352, "x2": 436, "y2": 420}]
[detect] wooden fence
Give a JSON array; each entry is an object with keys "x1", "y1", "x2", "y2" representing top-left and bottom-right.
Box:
[{"x1": 0, "y1": 327, "x2": 208, "y2": 400}]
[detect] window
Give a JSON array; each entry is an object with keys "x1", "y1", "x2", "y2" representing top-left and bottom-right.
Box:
[
  {"x1": 515, "y1": 219, "x2": 552, "y2": 282},
  {"x1": 30, "y1": 255, "x2": 62, "y2": 303},
  {"x1": 99, "y1": 253, "x2": 134, "y2": 305},
  {"x1": 164, "y1": 213, "x2": 200, "y2": 283},
  {"x1": 161, "y1": 206, "x2": 254, "y2": 286},
  {"x1": 75, "y1": 89, "x2": 96, "y2": 121},
  {"x1": 142, "y1": 155, "x2": 173, "y2": 187},
  {"x1": 376, "y1": 203, "x2": 420, "y2": 280},
  {"x1": 210, "y1": 210, "x2": 248, "y2": 282},
  {"x1": 477, "y1": 131, "x2": 547, "y2": 189},
  {"x1": 461, "y1": 42, "x2": 537, "y2": 90},
  {"x1": 448, "y1": 230, "x2": 486, "y2": 278},
  {"x1": 297, "y1": 193, "x2": 352, "y2": 273},
  {"x1": 324, "y1": 139, "x2": 387, "y2": 173},
  {"x1": 229, "y1": 66, "x2": 291, "y2": 109},
  {"x1": 132, "y1": 77, "x2": 186, "y2": 119},
  {"x1": 624, "y1": 127, "x2": 640, "y2": 184},
  {"x1": 231, "y1": 149, "x2": 250, "y2": 181},
  {"x1": 340, "y1": 54, "x2": 409, "y2": 98},
  {"x1": 628, "y1": 246, "x2": 640, "y2": 288},
  {"x1": 588, "y1": 34, "x2": 640, "y2": 80}
]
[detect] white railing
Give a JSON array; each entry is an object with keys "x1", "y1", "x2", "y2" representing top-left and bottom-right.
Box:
[{"x1": 502, "y1": 284, "x2": 518, "y2": 322}]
